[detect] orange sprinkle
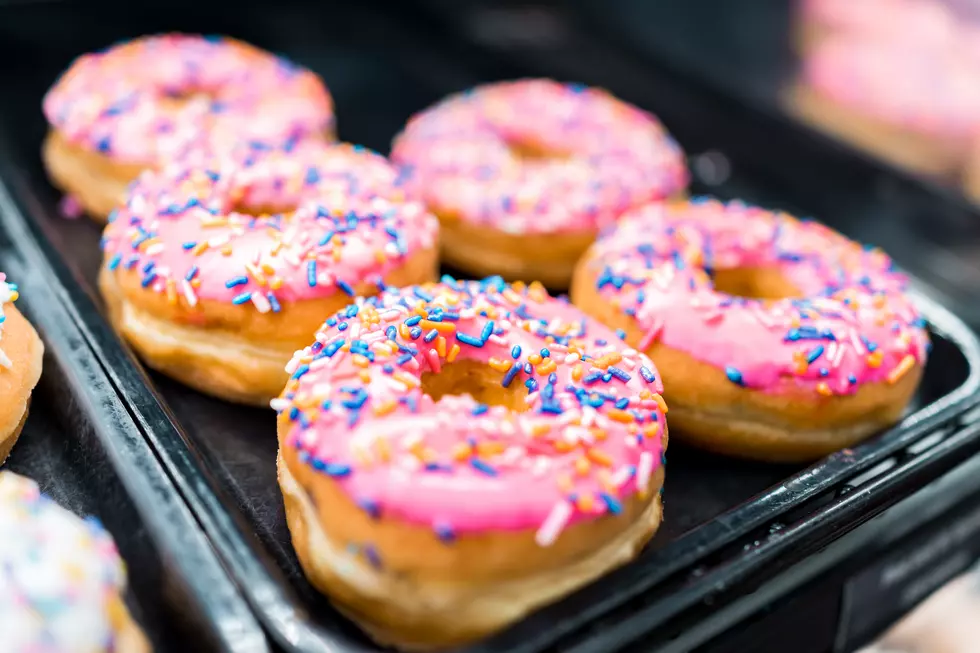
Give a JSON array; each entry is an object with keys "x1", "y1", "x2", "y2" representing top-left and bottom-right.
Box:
[
  {"x1": 374, "y1": 438, "x2": 391, "y2": 462},
  {"x1": 528, "y1": 353, "x2": 543, "y2": 365},
  {"x1": 867, "y1": 350, "x2": 884, "y2": 369},
  {"x1": 374, "y1": 250, "x2": 387, "y2": 264},
  {"x1": 571, "y1": 364, "x2": 584, "y2": 381},
  {"x1": 447, "y1": 344, "x2": 461, "y2": 363},
  {"x1": 887, "y1": 354, "x2": 916, "y2": 384},
  {"x1": 537, "y1": 359, "x2": 557, "y2": 376},
  {"x1": 452, "y1": 443, "x2": 472, "y2": 461},
  {"x1": 607, "y1": 409, "x2": 634, "y2": 423},
  {"x1": 816, "y1": 382, "x2": 833, "y2": 397},
  {"x1": 191, "y1": 278, "x2": 202, "y2": 288},
  {"x1": 575, "y1": 457, "x2": 591, "y2": 476},
  {"x1": 653, "y1": 394, "x2": 668, "y2": 414},
  {"x1": 191, "y1": 242, "x2": 209, "y2": 256},
  {"x1": 393, "y1": 371, "x2": 420, "y2": 388},
  {"x1": 576, "y1": 493, "x2": 595, "y2": 512},
  {"x1": 352, "y1": 354, "x2": 370, "y2": 368},
  {"x1": 528, "y1": 281, "x2": 548, "y2": 302},
  {"x1": 587, "y1": 448, "x2": 614, "y2": 467},
  {"x1": 373, "y1": 400, "x2": 397, "y2": 416},
  {"x1": 165, "y1": 280, "x2": 178, "y2": 305},
  {"x1": 477, "y1": 441, "x2": 506, "y2": 457},
  {"x1": 221, "y1": 246, "x2": 233, "y2": 256},
  {"x1": 591, "y1": 428, "x2": 608, "y2": 441},
  {"x1": 553, "y1": 440, "x2": 574, "y2": 453},
  {"x1": 488, "y1": 358, "x2": 511, "y2": 373},
  {"x1": 358, "y1": 370, "x2": 371, "y2": 384},
  {"x1": 398, "y1": 324, "x2": 412, "y2": 339},
  {"x1": 420, "y1": 319, "x2": 456, "y2": 333},
  {"x1": 200, "y1": 217, "x2": 228, "y2": 228},
  {"x1": 436, "y1": 336, "x2": 447, "y2": 358},
  {"x1": 531, "y1": 423, "x2": 552, "y2": 437},
  {"x1": 557, "y1": 473, "x2": 574, "y2": 493},
  {"x1": 270, "y1": 278, "x2": 284, "y2": 290}
]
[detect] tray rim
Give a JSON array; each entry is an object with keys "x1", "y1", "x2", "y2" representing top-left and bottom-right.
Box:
[{"x1": 0, "y1": 171, "x2": 272, "y2": 653}]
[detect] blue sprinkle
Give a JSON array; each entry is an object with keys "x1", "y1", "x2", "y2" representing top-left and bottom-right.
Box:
[
  {"x1": 336, "y1": 279, "x2": 355, "y2": 296},
  {"x1": 107, "y1": 254, "x2": 122, "y2": 270},
  {"x1": 470, "y1": 458, "x2": 498, "y2": 476},
  {"x1": 325, "y1": 463, "x2": 351, "y2": 477},
  {"x1": 615, "y1": 397, "x2": 630, "y2": 409},
  {"x1": 182, "y1": 241, "x2": 198, "y2": 250},
  {"x1": 337, "y1": 322, "x2": 349, "y2": 331},
  {"x1": 525, "y1": 378, "x2": 539, "y2": 392},
  {"x1": 434, "y1": 521, "x2": 456, "y2": 543},
  {"x1": 225, "y1": 276, "x2": 248, "y2": 288},
  {"x1": 457, "y1": 332, "x2": 484, "y2": 348},
  {"x1": 324, "y1": 339, "x2": 345, "y2": 357},
  {"x1": 396, "y1": 353, "x2": 413, "y2": 366},
  {"x1": 511, "y1": 345, "x2": 522, "y2": 359},
  {"x1": 307, "y1": 261, "x2": 317, "y2": 287},
  {"x1": 806, "y1": 345, "x2": 825, "y2": 365},
  {"x1": 502, "y1": 363, "x2": 521, "y2": 388},
  {"x1": 472, "y1": 404, "x2": 489, "y2": 416},
  {"x1": 305, "y1": 167, "x2": 320, "y2": 184},
  {"x1": 95, "y1": 135, "x2": 112, "y2": 153},
  {"x1": 405, "y1": 315, "x2": 422, "y2": 326},
  {"x1": 184, "y1": 265, "x2": 199, "y2": 282},
  {"x1": 414, "y1": 287, "x2": 435, "y2": 301},
  {"x1": 318, "y1": 231, "x2": 335, "y2": 246},
  {"x1": 608, "y1": 366, "x2": 631, "y2": 382},
  {"x1": 291, "y1": 364, "x2": 310, "y2": 380},
  {"x1": 582, "y1": 371, "x2": 604, "y2": 385},
  {"x1": 423, "y1": 329, "x2": 439, "y2": 343},
  {"x1": 848, "y1": 374, "x2": 858, "y2": 385},
  {"x1": 725, "y1": 366, "x2": 745, "y2": 386},
  {"x1": 600, "y1": 493, "x2": 623, "y2": 515},
  {"x1": 480, "y1": 321, "x2": 495, "y2": 342},
  {"x1": 267, "y1": 293, "x2": 281, "y2": 313},
  {"x1": 140, "y1": 272, "x2": 157, "y2": 288},
  {"x1": 616, "y1": 329, "x2": 627, "y2": 340},
  {"x1": 540, "y1": 348, "x2": 550, "y2": 358},
  {"x1": 639, "y1": 366, "x2": 656, "y2": 383},
  {"x1": 409, "y1": 326, "x2": 423, "y2": 339},
  {"x1": 142, "y1": 261, "x2": 155, "y2": 274}
]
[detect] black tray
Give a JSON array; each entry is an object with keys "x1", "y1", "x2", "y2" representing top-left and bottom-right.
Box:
[
  {"x1": 2, "y1": 2, "x2": 980, "y2": 652},
  {"x1": 0, "y1": 128, "x2": 269, "y2": 652}
]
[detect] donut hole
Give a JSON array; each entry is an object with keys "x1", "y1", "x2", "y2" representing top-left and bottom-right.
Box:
[
  {"x1": 421, "y1": 359, "x2": 529, "y2": 412},
  {"x1": 228, "y1": 199, "x2": 298, "y2": 219},
  {"x1": 710, "y1": 267, "x2": 803, "y2": 300},
  {"x1": 506, "y1": 137, "x2": 570, "y2": 162}
]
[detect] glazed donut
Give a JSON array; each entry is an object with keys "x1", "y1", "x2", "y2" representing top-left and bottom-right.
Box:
[
  {"x1": 0, "y1": 472, "x2": 149, "y2": 653},
  {"x1": 0, "y1": 275, "x2": 44, "y2": 465},
  {"x1": 571, "y1": 198, "x2": 928, "y2": 463},
  {"x1": 390, "y1": 79, "x2": 688, "y2": 287},
  {"x1": 98, "y1": 141, "x2": 439, "y2": 406},
  {"x1": 43, "y1": 33, "x2": 334, "y2": 221},
  {"x1": 786, "y1": 37, "x2": 980, "y2": 178},
  {"x1": 274, "y1": 277, "x2": 668, "y2": 649}
]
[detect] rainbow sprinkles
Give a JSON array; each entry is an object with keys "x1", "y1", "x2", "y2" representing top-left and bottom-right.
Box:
[{"x1": 275, "y1": 276, "x2": 668, "y2": 549}]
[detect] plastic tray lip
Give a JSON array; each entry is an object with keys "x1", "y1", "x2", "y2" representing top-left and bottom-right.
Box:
[{"x1": 0, "y1": 165, "x2": 272, "y2": 653}]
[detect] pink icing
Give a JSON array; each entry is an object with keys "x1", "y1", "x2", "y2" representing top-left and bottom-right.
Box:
[
  {"x1": 100, "y1": 141, "x2": 438, "y2": 310},
  {"x1": 390, "y1": 79, "x2": 688, "y2": 235},
  {"x1": 584, "y1": 198, "x2": 929, "y2": 396},
  {"x1": 801, "y1": 36, "x2": 980, "y2": 138},
  {"x1": 274, "y1": 278, "x2": 667, "y2": 543},
  {"x1": 44, "y1": 34, "x2": 334, "y2": 165},
  {"x1": 800, "y1": 0, "x2": 958, "y2": 45}
]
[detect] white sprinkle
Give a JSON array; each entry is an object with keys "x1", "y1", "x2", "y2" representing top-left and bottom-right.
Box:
[
  {"x1": 535, "y1": 501, "x2": 573, "y2": 547},
  {"x1": 269, "y1": 398, "x2": 291, "y2": 412},
  {"x1": 636, "y1": 451, "x2": 655, "y2": 494},
  {"x1": 610, "y1": 466, "x2": 634, "y2": 489},
  {"x1": 179, "y1": 279, "x2": 198, "y2": 307},
  {"x1": 250, "y1": 292, "x2": 271, "y2": 313}
]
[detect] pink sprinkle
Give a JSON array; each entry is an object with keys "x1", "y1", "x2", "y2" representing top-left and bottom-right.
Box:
[
  {"x1": 535, "y1": 501, "x2": 573, "y2": 547},
  {"x1": 250, "y1": 292, "x2": 272, "y2": 313},
  {"x1": 425, "y1": 348, "x2": 441, "y2": 374},
  {"x1": 59, "y1": 194, "x2": 83, "y2": 219}
]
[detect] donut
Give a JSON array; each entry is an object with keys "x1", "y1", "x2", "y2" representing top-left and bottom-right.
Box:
[
  {"x1": 274, "y1": 277, "x2": 668, "y2": 649},
  {"x1": 571, "y1": 198, "x2": 928, "y2": 463},
  {"x1": 390, "y1": 79, "x2": 688, "y2": 287},
  {"x1": 0, "y1": 275, "x2": 44, "y2": 465},
  {"x1": 98, "y1": 141, "x2": 439, "y2": 406},
  {"x1": 786, "y1": 36, "x2": 980, "y2": 178},
  {"x1": 43, "y1": 33, "x2": 334, "y2": 221},
  {"x1": 795, "y1": 0, "x2": 957, "y2": 53},
  {"x1": 0, "y1": 472, "x2": 149, "y2": 652}
]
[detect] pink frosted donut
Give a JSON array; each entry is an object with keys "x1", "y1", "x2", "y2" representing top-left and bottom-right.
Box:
[
  {"x1": 98, "y1": 141, "x2": 439, "y2": 406},
  {"x1": 572, "y1": 197, "x2": 929, "y2": 462},
  {"x1": 275, "y1": 277, "x2": 668, "y2": 648},
  {"x1": 790, "y1": 35, "x2": 980, "y2": 176},
  {"x1": 390, "y1": 79, "x2": 688, "y2": 286},
  {"x1": 799, "y1": 0, "x2": 958, "y2": 47},
  {"x1": 43, "y1": 33, "x2": 335, "y2": 221}
]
